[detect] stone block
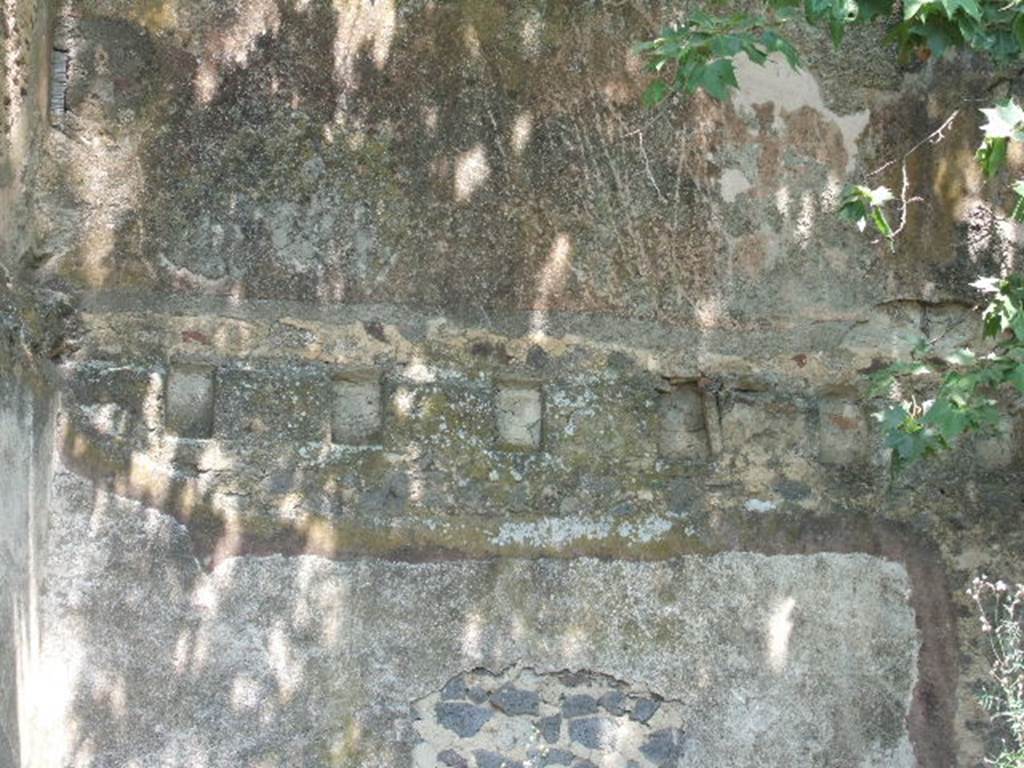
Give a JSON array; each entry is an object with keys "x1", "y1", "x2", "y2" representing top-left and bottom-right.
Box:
[
  {"x1": 496, "y1": 382, "x2": 543, "y2": 450},
  {"x1": 215, "y1": 365, "x2": 330, "y2": 442},
  {"x1": 657, "y1": 384, "x2": 708, "y2": 460},
  {"x1": 819, "y1": 400, "x2": 869, "y2": 465},
  {"x1": 165, "y1": 363, "x2": 214, "y2": 439},
  {"x1": 331, "y1": 372, "x2": 382, "y2": 445},
  {"x1": 975, "y1": 426, "x2": 1018, "y2": 471}
]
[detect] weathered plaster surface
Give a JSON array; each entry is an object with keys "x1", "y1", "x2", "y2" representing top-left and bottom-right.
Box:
[
  {"x1": 2, "y1": 0, "x2": 1023, "y2": 766},
  {"x1": 41, "y1": 470, "x2": 917, "y2": 767}
]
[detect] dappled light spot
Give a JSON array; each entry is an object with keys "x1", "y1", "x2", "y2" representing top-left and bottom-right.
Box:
[
  {"x1": 693, "y1": 296, "x2": 722, "y2": 330},
  {"x1": 333, "y1": 0, "x2": 396, "y2": 90},
  {"x1": 511, "y1": 111, "x2": 533, "y2": 155},
  {"x1": 461, "y1": 613, "x2": 483, "y2": 661},
  {"x1": 529, "y1": 233, "x2": 572, "y2": 340},
  {"x1": 519, "y1": 12, "x2": 544, "y2": 58},
  {"x1": 795, "y1": 191, "x2": 816, "y2": 250},
  {"x1": 422, "y1": 103, "x2": 440, "y2": 135},
  {"x1": 463, "y1": 23, "x2": 482, "y2": 60},
  {"x1": 767, "y1": 597, "x2": 796, "y2": 674},
  {"x1": 454, "y1": 144, "x2": 491, "y2": 202},
  {"x1": 192, "y1": 0, "x2": 282, "y2": 105},
  {"x1": 775, "y1": 186, "x2": 791, "y2": 220}
]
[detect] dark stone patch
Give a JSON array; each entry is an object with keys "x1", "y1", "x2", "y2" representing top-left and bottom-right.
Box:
[
  {"x1": 490, "y1": 685, "x2": 539, "y2": 716},
  {"x1": 640, "y1": 728, "x2": 685, "y2": 766},
  {"x1": 467, "y1": 686, "x2": 489, "y2": 704},
  {"x1": 630, "y1": 697, "x2": 660, "y2": 724},
  {"x1": 438, "y1": 749, "x2": 469, "y2": 768},
  {"x1": 568, "y1": 716, "x2": 611, "y2": 750},
  {"x1": 473, "y1": 750, "x2": 523, "y2": 768},
  {"x1": 441, "y1": 675, "x2": 468, "y2": 701},
  {"x1": 561, "y1": 693, "x2": 598, "y2": 718},
  {"x1": 534, "y1": 714, "x2": 562, "y2": 744},
  {"x1": 571, "y1": 760, "x2": 597, "y2": 768},
  {"x1": 435, "y1": 702, "x2": 492, "y2": 738},
  {"x1": 537, "y1": 748, "x2": 576, "y2": 766},
  {"x1": 558, "y1": 671, "x2": 589, "y2": 687},
  {"x1": 599, "y1": 690, "x2": 627, "y2": 716},
  {"x1": 773, "y1": 477, "x2": 811, "y2": 501},
  {"x1": 469, "y1": 340, "x2": 511, "y2": 364},
  {"x1": 363, "y1": 320, "x2": 387, "y2": 342},
  {"x1": 606, "y1": 351, "x2": 633, "y2": 370},
  {"x1": 526, "y1": 345, "x2": 549, "y2": 369}
]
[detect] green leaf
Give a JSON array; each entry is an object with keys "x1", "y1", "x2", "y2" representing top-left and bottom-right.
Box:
[
  {"x1": 643, "y1": 80, "x2": 671, "y2": 107},
  {"x1": 923, "y1": 397, "x2": 969, "y2": 441},
  {"x1": 693, "y1": 58, "x2": 739, "y2": 100},
  {"x1": 941, "y1": 0, "x2": 983, "y2": 22},
  {"x1": 1012, "y1": 180, "x2": 1024, "y2": 222},
  {"x1": 763, "y1": 31, "x2": 802, "y2": 68},
  {"x1": 977, "y1": 136, "x2": 1009, "y2": 177},
  {"x1": 1014, "y1": 12, "x2": 1024, "y2": 49},
  {"x1": 903, "y1": 0, "x2": 931, "y2": 19},
  {"x1": 1007, "y1": 364, "x2": 1024, "y2": 393},
  {"x1": 871, "y1": 205, "x2": 894, "y2": 239}
]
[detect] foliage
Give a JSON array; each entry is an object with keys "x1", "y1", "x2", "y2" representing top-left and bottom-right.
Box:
[
  {"x1": 968, "y1": 576, "x2": 1024, "y2": 766},
  {"x1": 638, "y1": 2, "x2": 1024, "y2": 474},
  {"x1": 636, "y1": 0, "x2": 1024, "y2": 107},
  {"x1": 866, "y1": 276, "x2": 1024, "y2": 472},
  {"x1": 838, "y1": 184, "x2": 896, "y2": 242}
]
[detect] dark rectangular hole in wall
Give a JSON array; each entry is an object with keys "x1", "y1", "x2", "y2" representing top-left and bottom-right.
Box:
[{"x1": 49, "y1": 48, "x2": 69, "y2": 123}]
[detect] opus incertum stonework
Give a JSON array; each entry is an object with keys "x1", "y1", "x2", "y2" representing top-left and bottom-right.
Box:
[{"x1": 1, "y1": 0, "x2": 1021, "y2": 766}]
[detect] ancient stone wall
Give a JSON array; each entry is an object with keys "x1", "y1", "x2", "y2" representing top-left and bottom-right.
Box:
[
  {"x1": 3, "y1": 0, "x2": 1024, "y2": 766},
  {"x1": 0, "y1": 308, "x2": 56, "y2": 768}
]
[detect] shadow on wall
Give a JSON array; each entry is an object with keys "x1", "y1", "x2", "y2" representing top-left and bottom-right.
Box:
[
  {"x1": 35, "y1": 0, "x2": 1009, "y2": 325},
  {"x1": 38, "y1": 472, "x2": 920, "y2": 767},
  {"x1": 0, "y1": 365, "x2": 56, "y2": 768}
]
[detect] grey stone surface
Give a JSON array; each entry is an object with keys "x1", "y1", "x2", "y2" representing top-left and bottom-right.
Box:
[
  {"x1": 438, "y1": 748, "x2": 469, "y2": 768},
  {"x1": 0, "y1": 361, "x2": 55, "y2": 768},
  {"x1": 473, "y1": 750, "x2": 523, "y2": 768},
  {"x1": 436, "y1": 703, "x2": 494, "y2": 738},
  {"x1": 489, "y1": 686, "x2": 539, "y2": 716},
  {"x1": 165, "y1": 363, "x2": 215, "y2": 438},
  {"x1": 599, "y1": 691, "x2": 627, "y2": 716},
  {"x1": 535, "y1": 715, "x2": 562, "y2": 744},
  {"x1": 640, "y1": 728, "x2": 685, "y2": 765},
  {"x1": 561, "y1": 694, "x2": 598, "y2": 718},
  {"x1": 6, "y1": 0, "x2": 1023, "y2": 764},
  {"x1": 658, "y1": 385, "x2": 709, "y2": 460},
  {"x1": 568, "y1": 716, "x2": 611, "y2": 750},
  {"x1": 631, "y1": 699, "x2": 661, "y2": 725},
  {"x1": 818, "y1": 399, "x2": 870, "y2": 465},
  {"x1": 331, "y1": 373, "x2": 381, "y2": 445},
  {"x1": 496, "y1": 383, "x2": 543, "y2": 450},
  {"x1": 215, "y1": 364, "x2": 331, "y2": 442},
  {"x1": 36, "y1": 471, "x2": 919, "y2": 767}
]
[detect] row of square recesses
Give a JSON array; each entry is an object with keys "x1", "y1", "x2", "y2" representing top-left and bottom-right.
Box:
[
  {"x1": 165, "y1": 364, "x2": 548, "y2": 451},
  {"x1": 164, "y1": 364, "x2": 869, "y2": 463}
]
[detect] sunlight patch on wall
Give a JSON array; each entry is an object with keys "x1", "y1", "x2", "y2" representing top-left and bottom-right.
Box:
[
  {"x1": 455, "y1": 144, "x2": 491, "y2": 202},
  {"x1": 511, "y1": 111, "x2": 533, "y2": 156},
  {"x1": 193, "y1": 0, "x2": 282, "y2": 104},
  {"x1": 334, "y1": 0, "x2": 395, "y2": 85},
  {"x1": 529, "y1": 233, "x2": 572, "y2": 340},
  {"x1": 767, "y1": 597, "x2": 796, "y2": 674}
]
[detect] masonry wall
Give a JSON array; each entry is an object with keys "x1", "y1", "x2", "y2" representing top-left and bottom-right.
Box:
[
  {"x1": 4, "y1": 0, "x2": 1024, "y2": 766},
  {"x1": 0, "y1": 344, "x2": 55, "y2": 768}
]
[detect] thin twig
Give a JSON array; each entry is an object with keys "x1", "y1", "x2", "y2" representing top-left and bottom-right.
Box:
[{"x1": 867, "y1": 109, "x2": 961, "y2": 238}]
